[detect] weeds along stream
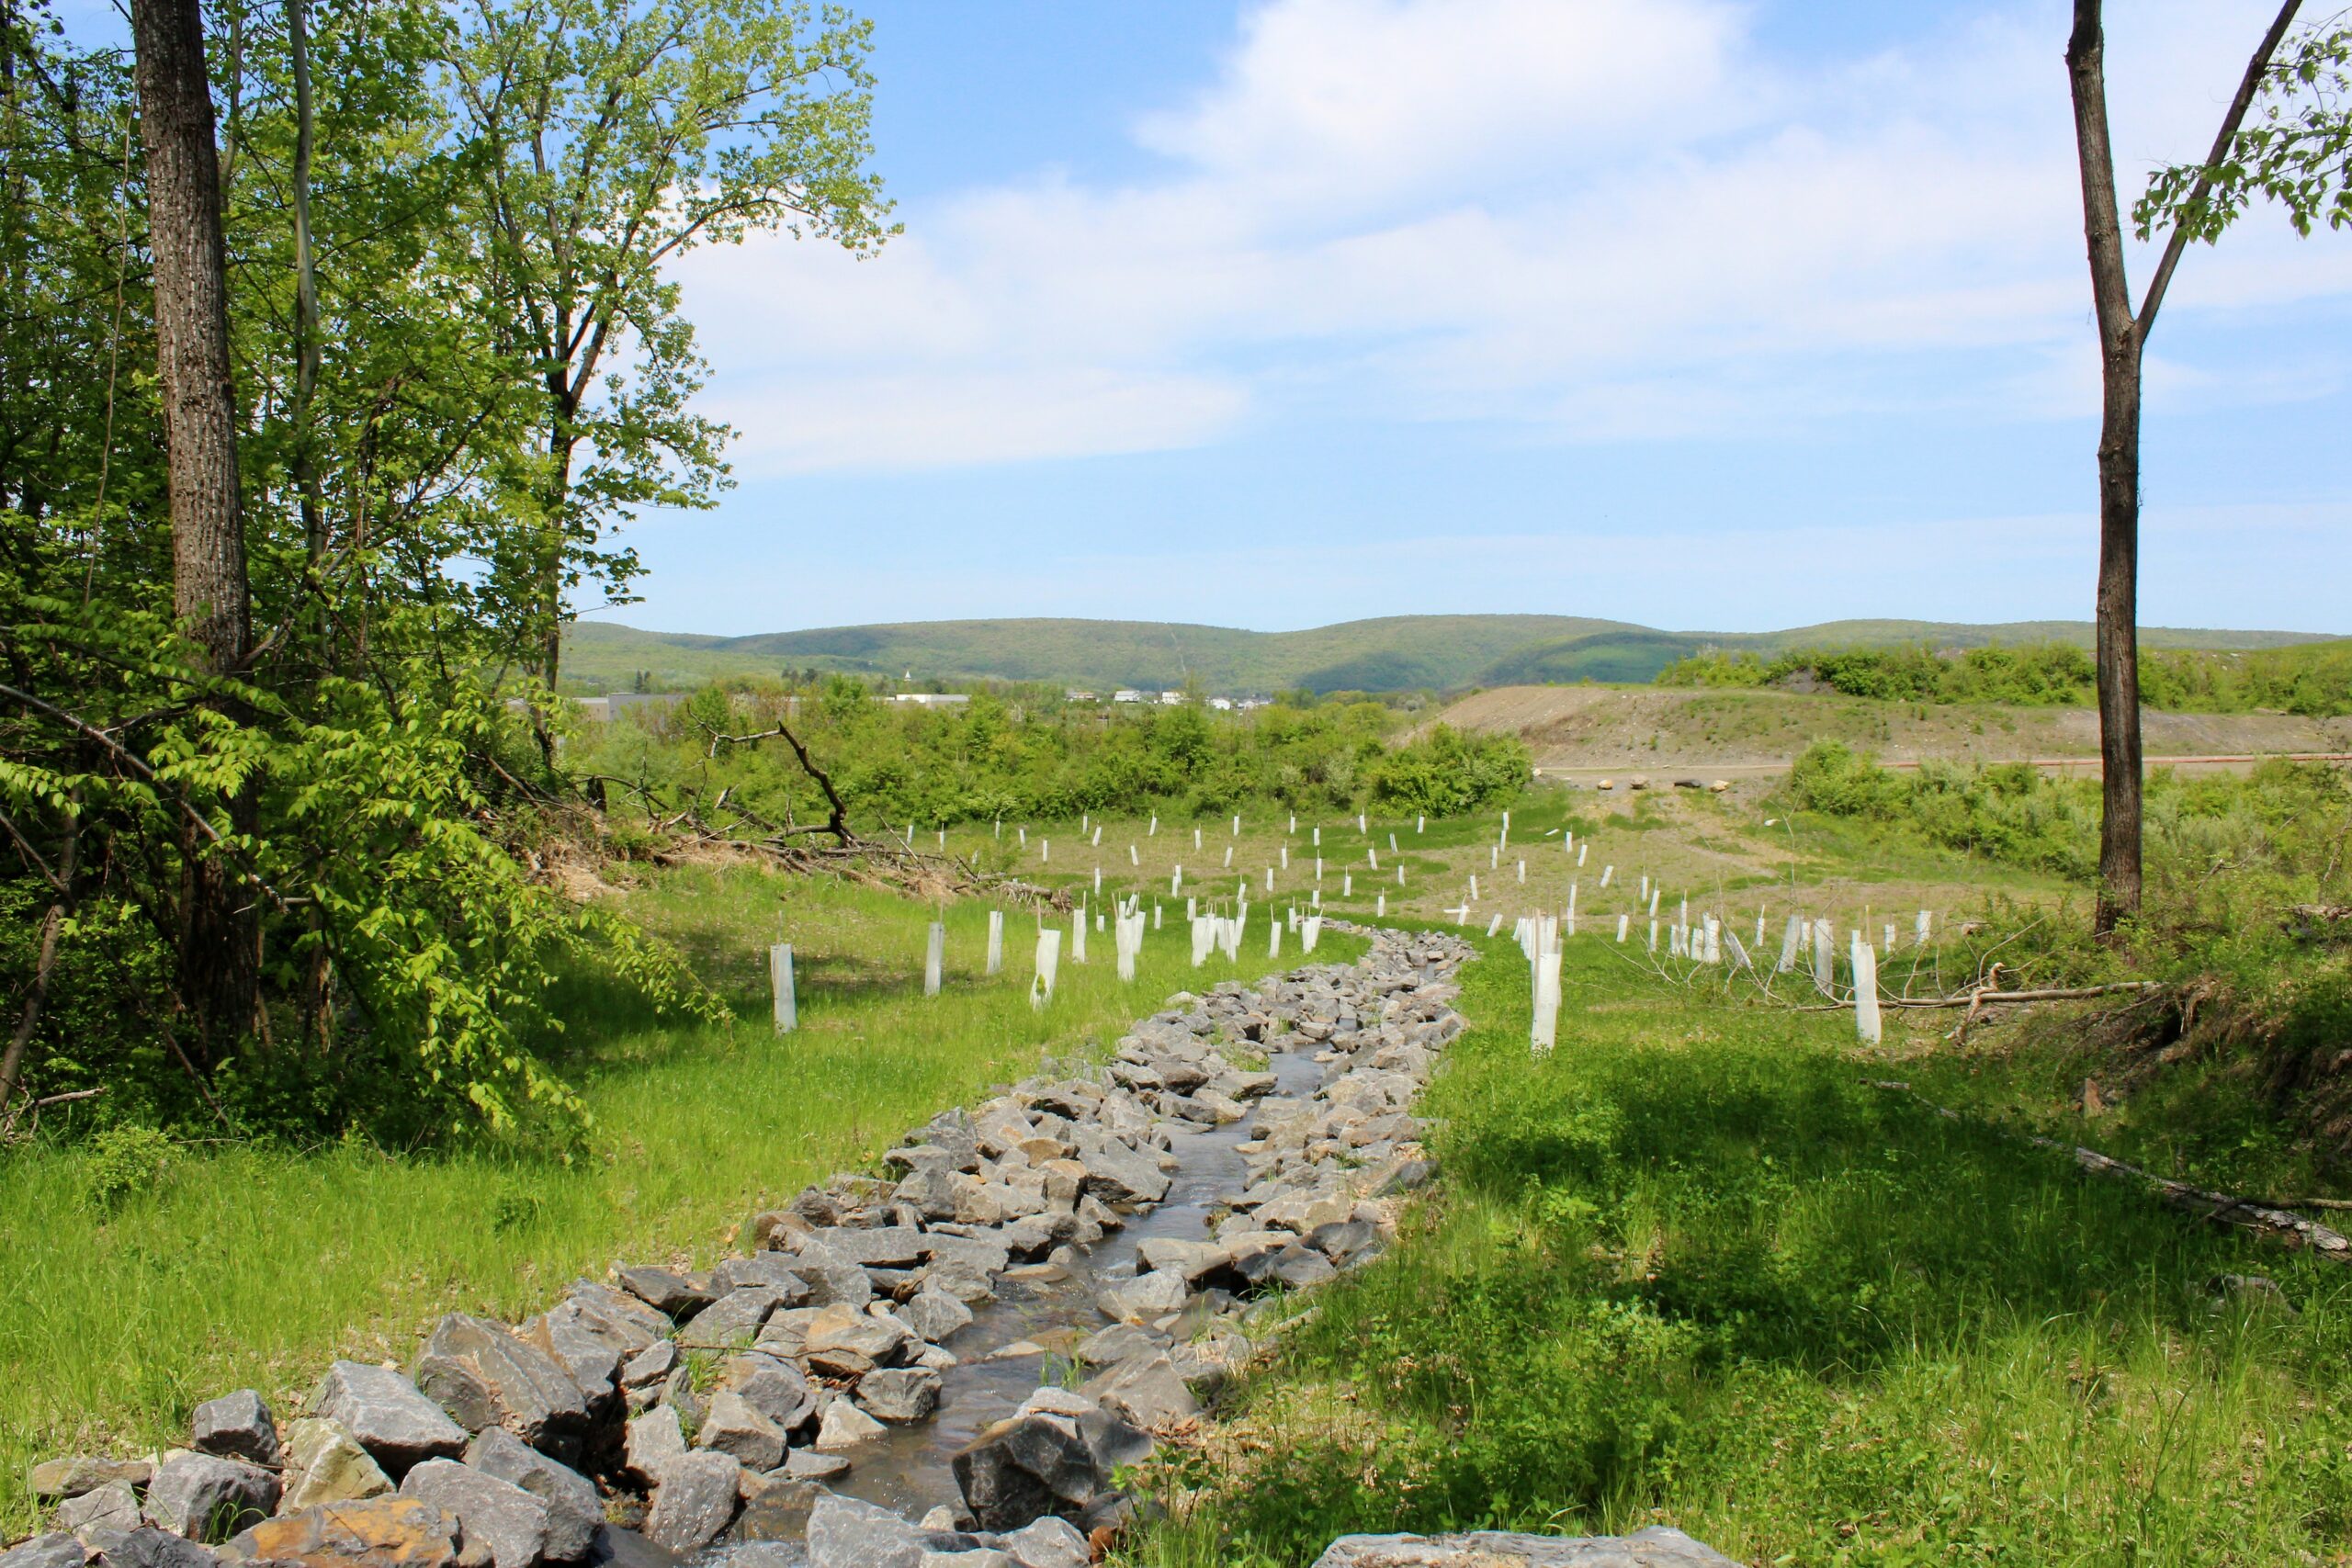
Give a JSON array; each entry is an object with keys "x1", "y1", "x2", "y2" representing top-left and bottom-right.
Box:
[
  {"x1": 1120, "y1": 928, "x2": 2352, "y2": 1568},
  {"x1": 0, "y1": 868, "x2": 1363, "y2": 1536}
]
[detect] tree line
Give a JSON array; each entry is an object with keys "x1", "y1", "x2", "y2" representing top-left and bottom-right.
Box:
[{"x1": 0, "y1": 0, "x2": 888, "y2": 1134}]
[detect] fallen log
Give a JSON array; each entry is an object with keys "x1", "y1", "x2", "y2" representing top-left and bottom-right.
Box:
[
  {"x1": 1865, "y1": 1079, "x2": 2352, "y2": 1264},
  {"x1": 1799, "y1": 980, "x2": 2163, "y2": 1014}
]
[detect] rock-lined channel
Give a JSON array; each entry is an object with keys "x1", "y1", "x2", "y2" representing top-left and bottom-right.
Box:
[{"x1": 9, "y1": 925, "x2": 1472, "y2": 1568}]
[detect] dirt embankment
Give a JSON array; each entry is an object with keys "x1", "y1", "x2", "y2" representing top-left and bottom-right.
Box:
[{"x1": 1434, "y1": 685, "x2": 2352, "y2": 777}]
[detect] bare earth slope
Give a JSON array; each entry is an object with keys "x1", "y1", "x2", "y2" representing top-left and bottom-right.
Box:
[{"x1": 1437, "y1": 685, "x2": 2352, "y2": 776}]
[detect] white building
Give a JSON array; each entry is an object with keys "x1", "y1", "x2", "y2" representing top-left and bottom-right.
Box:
[
  {"x1": 891, "y1": 693, "x2": 970, "y2": 708},
  {"x1": 1158, "y1": 690, "x2": 1185, "y2": 705},
  {"x1": 1113, "y1": 689, "x2": 1148, "y2": 704}
]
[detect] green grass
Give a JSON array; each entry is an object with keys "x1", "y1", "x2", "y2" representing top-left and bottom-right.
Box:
[
  {"x1": 1119, "y1": 929, "x2": 2352, "y2": 1567},
  {"x1": 0, "y1": 868, "x2": 1358, "y2": 1533}
]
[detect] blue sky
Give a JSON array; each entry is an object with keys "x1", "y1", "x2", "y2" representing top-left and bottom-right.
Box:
[{"x1": 76, "y1": 0, "x2": 2352, "y2": 637}]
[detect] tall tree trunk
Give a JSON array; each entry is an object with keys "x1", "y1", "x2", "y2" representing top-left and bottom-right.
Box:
[
  {"x1": 2066, "y1": 0, "x2": 2301, "y2": 937},
  {"x1": 131, "y1": 0, "x2": 259, "y2": 1044},
  {"x1": 2066, "y1": 2, "x2": 2144, "y2": 936},
  {"x1": 287, "y1": 0, "x2": 323, "y2": 567}
]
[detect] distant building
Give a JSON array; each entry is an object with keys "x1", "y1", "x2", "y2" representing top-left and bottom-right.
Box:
[
  {"x1": 1236, "y1": 696, "x2": 1273, "y2": 711},
  {"x1": 1113, "y1": 689, "x2": 1148, "y2": 705},
  {"x1": 1158, "y1": 690, "x2": 1185, "y2": 705},
  {"x1": 891, "y1": 693, "x2": 970, "y2": 708},
  {"x1": 1065, "y1": 689, "x2": 1098, "y2": 703},
  {"x1": 1207, "y1": 696, "x2": 1234, "y2": 711}
]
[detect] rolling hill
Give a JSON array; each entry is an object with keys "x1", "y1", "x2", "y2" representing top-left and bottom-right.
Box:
[{"x1": 561, "y1": 615, "x2": 2341, "y2": 695}]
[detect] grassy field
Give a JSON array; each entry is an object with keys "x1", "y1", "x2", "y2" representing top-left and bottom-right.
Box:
[
  {"x1": 1120, "y1": 924, "x2": 2352, "y2": 1567},
  {"x1": 0, "y1": 868, "x2": 1357, "y2": 1534}
]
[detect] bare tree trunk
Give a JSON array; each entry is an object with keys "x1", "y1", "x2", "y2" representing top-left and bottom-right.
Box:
[
  {"x1": 131, "y1": 0, "x2": 259, "y2": 1044},
  {"x1": 2064, "y1": 0, "x2": 2300, "y2": 937},
  {"x1": 287, "y1": 0, "x2": 323, "y2": 567}
]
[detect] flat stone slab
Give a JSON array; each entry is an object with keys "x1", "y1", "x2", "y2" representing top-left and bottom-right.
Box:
[{"x1": 1312, "y1": 1528, "x2": 1741, "y2": 1567}]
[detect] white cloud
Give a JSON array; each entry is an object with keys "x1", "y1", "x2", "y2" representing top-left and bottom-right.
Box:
[{"x1": 667, "y1": 0, "x2": 2352, "y2": 472}]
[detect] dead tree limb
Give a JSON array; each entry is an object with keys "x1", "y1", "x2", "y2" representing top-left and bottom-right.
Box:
[{"x1": 1867, "y1": 1078, "x2": 2352, "y2": 1263}]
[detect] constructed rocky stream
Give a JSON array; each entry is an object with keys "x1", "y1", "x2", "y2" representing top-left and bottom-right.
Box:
[{"x1": 12, "y1": 924, "x2": 1736, "y2": 1568}]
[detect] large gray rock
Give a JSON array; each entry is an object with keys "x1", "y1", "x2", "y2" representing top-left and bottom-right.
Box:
[
  {"x1": 2, "y1": 1538, "x2": 94, "y2": 1568},
  {"x1": 311, "y1": 1360, "x2": 469, "y2": 1479},
  {"x1": 1237, "y1": 1242, "x2": 1338, "y2": 1293},
  {"x1": 1072, "y1": 1323, "x2": 1166, "y2": 1367},
  {"x1": 854, "y1": 1367, "x2": 941, "y2": 1424},
  {"x1": 949, "y1": 1415, "x2": 1102, "y2": 1532},
  {"x1": 1096, "y1": 1270, "x2": 1189, "y2": 1325},
  {"x1": 817, "y1": 1225, "x2": 925, "y2": 1269},
  {"x1": 189, "y1": 1390, "x2": 280, "y2": 1468},
  {"x1": 803, "y1": 1303, "x2": 910, "y2": 1377},
  {"x1": 710, "y1": 1255, "x2": 809, "y2": 1298},
  {"x1": 674, "y1": 1286, "x2": 786, "y2": 1351},
  {"x1": 813, "y1": 1396, "x2": 888, "y2": 1451},
  {"x1": 278, "y1": 1417, "x2": 394, "y2": 1510},
  {"x1": 465, "y1": 1428, "x2": 601, "y2": 1563},
  {"x1": 998, "y1": 1517, "x2": 1090, "y2": 1568},
  {"x1": 1081, "y1": 1353, "x2": 1199, "y2": 1429},
  {"x1": 398, "y1": 1459, "x2": 550, "y2": 1568},
  {"x1": 84, "y1": 1526, "x2": 220, "y2": 1568},
  {"x1": 56, "y1": 1479, "x2": 141, "y2": 1538},
  {"x1": 804, "y1": 1493, "x2": 983, "y2": 1568},
  {"x1": 715, "y1": 1352, "x2": 817, "y2": 1431},
  {"x1": 413, "y1": 1314, "x2": 591, "y2": 1449},
  {"x1": 29, "y1": 1458, "x2": 151, "y2": 1500},
  {"x1": 1309, "y1": 1529, "x2": 1740, "y2": 1566},
  {"x1": 640, "y1": 1452, "x2": 740, "y2": 1555},
  {"x1": 901, "y1": 1289, "x2": 974, "y2": 1344},
  {"x1": 141, "y1": 1452, "x2": 279, "y2": 1542},
  {"x1": 615, "y1": 1268, "x2": 715, "y2": 1321},
  {"x1": 693, "y1": 1391, "x2": 786, "y2": 1472},
  {"x1": 1072, "y1": 1142, "x2": 1169, "y2": 1206},
  {"x1": 622, "y1": 1407, "x2": 688, "y2": 1488}
]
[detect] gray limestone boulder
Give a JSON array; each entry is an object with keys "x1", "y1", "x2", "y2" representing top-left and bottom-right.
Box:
[
  {"x1": 398, "y1": 1459, "x2": 549, "y2": 1568},
  {"x1": 673, "y1": 1287, "x2": 785, "y2": 1351},
  {"x1": 710, "y1": 1255, "x2": 809, "y2": 1298},
  {"x1": 693, "y1": 1391, "x2": 786, "y2": 1472},
  {"x1": 948, "y1": 1415, "x2": 1101, "y2": 1532},
  {"x1": 1097, "y1": 1270, "x2": 1189, "y2": 1325},
  {"x1": 278, "y1": 1417, "x2": 394, "y2": 1511},
  {"x1": 29, "y1": 1458, "x2": 151, "y2": 1501},
  {"x1": 1309, "y1": 1528, "x2": 1740, "y2": 1567},
  {"x1": 83, "y1": 1527, "x2": 220, "y2": 1568},
  {"x1": 1081, "y1": 1354, "x2": 1199, "y2": 1430},
  {"x1": 310, "y1": 1361, "x2": 468, "y2": 1480},
  {"x1": 854, "y1": 1367, "x2": 942, "y2": 1424},
  {"x1": 464, "y1": 1428, "x2": 601, "y2": 1563},
  {"x1": 804, "y1": 1493, "x2": 984, "y2": 1568},
  {"x1": 1, "y1": 1539, "x2": 93, "y2": 1568},
  {"x1": 640, "y1": 1452, "x2": 740, "y2": 1555},
  {"x1": 998, "y1": 1516, "x2": 1090, "y2": 1568},
  {"x1": 56, "y1": 1479, "x2": 141, "y2": 1538},
  {"x1": 1072, "y1": 1142, "x2": 1169, "y2": 1206},
  {"x1": 715, "y1": 1352, "x2": 817, "y2": 1432},
  {"x1": 141, "y1": 1452, "x2": 278, "y2": 1542},
  {"x1": 615, "y1": 1269, "x2": 715, "y2": 1321},
  {"x1": 189, "y1": 1391, "x2": 280, "y2": 1468},
  {"x1": 901, "y1": 1288, "x2": 974, "y2": 1344},
  {"x1": 413, "y1": 1314, "x2": 591, "y2": 1449},
  {"x1": 621, "y1": 1407, "x2": 688, "y2": 1488}
]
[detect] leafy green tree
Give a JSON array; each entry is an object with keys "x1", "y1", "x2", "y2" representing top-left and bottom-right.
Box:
[{"x1": 445, "y1": 0, "x2": 895, "y2": 727}]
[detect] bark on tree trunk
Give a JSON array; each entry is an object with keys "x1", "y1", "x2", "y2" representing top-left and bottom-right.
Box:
[
  {"x1": 131, "y1": 0, "x2": 260, "y2": 1044},
  {"x1": 2067, "y1": 1, "x2": 2144, "y2": 936}
]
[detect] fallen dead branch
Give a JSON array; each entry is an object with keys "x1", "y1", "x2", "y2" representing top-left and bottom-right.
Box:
[
  {"x1": 1865, "y1": 1078, "x2": 2352, "y2": 1264},
  {"x1": 1798, "y1": 980, "x2": 2165, "y2": 1014}
]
